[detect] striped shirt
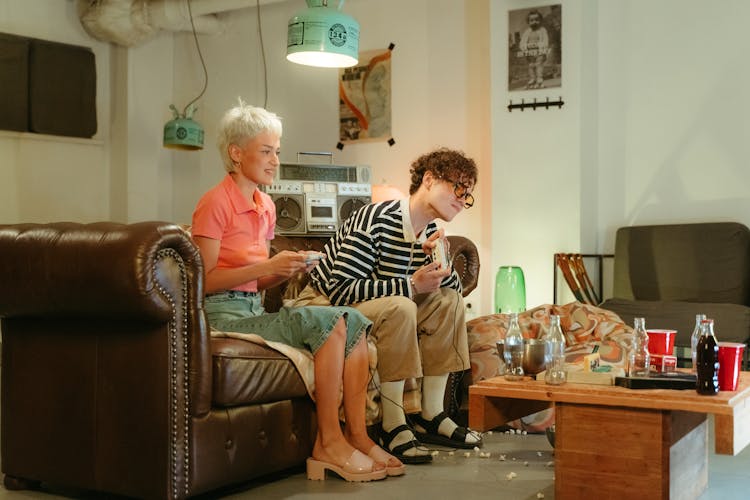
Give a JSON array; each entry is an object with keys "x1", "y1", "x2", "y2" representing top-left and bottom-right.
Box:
[{"x1": 309, "y1": 199, "x2": 462, "y2": 306}]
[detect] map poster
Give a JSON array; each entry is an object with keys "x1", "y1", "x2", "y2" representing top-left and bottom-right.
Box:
[{"x1": 338, "y1": 49, "x2": 392, "y2": 143}]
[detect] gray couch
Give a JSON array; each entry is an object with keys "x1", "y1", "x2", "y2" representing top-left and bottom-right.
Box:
[{"x1": 600, "y1": 222, "x2": 750, "y2": 362}]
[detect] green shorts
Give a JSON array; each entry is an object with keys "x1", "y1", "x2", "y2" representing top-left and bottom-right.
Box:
[{"x1": 204, "y1": 290, "x2": 371, "y2": 357}]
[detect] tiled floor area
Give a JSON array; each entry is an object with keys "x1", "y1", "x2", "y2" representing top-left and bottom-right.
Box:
[{"x1": 0, "y1": 421, "x2": 749, "y2": 499}]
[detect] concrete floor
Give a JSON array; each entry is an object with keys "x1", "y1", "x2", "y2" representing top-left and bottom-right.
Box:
[
  {"x1": 0, "y1": 422, "x2": 749, "y2": 500},
  {"x1": 1, "y1": 337, "x2": 748, "y2": 500}
]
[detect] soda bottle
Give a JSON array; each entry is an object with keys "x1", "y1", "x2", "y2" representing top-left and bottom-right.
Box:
[
  {"x1": 543, "y1": 314, "x2": 567, "y2": 385},
  {"x1": 690, "y1": 313, "x2": 706, "y2": 373},
  {"x1": 504, "y1": 312, "x2": 525, "y2": 381},
  {"x1": 628, "y1": 317, "x2": 650, "y2": 377},
  {"x1": 696, "y1": 318, "x2": 719, "y2": 395}
]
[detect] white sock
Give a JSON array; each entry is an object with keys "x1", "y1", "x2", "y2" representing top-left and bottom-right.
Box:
[
  {"x1": 380, "y1": 380, "x2": 428, "y2": 458},
  {"x1": 380, "y1": 380, "x2": 406, "y2": 432},
  {"x1": 421, "y1": 374, "x2": 480, "y2": 445},
  {"x1": 420, "y1": 374, "x2": 449, "y2": 419}
]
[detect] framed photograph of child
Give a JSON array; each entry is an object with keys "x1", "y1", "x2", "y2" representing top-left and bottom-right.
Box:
[{"x1": 508, "y1": 4, "x2": 561, "y2": 91}]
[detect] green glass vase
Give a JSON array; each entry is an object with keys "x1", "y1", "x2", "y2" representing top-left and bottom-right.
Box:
[{"x1": 494, "y1": 266, "x2": 526, "y2": 314}]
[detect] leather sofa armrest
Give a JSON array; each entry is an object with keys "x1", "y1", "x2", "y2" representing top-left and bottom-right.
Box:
[
  {"x1": 0, "y1": 221, "x2": 213, "y2": 416},
  {"x1": 447, "y1": 235, "x2": 480, "y2": 297},
  {"x1": 0, "y1": 221, "x2": 202, "y2": 320}
]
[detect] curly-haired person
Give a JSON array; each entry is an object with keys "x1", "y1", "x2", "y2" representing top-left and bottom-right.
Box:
[{"x1": 293, "y1": 148, "x2": 482, "y2": 464}]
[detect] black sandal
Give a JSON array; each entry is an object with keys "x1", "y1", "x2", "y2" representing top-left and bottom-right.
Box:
[
  {"x1": 378, "y1": 424, "x2": 433, "y2": 464},
  {"x1": 410, "y1": 411, "x2": 483, "y2": 449}
]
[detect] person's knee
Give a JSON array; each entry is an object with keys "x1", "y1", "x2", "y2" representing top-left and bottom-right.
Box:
[
  {"x1": 385, "y1": 296, "x2": 418, "y2": 321},
  {"x1": 349, "y1": 334, "x2": 368, "y2": 361},
  {"x1": 331, "y1": 316, "x2": 347, "y2": 340},
  {"x1": 440, "y1": 288, "x2": 463, "y2": 310}
]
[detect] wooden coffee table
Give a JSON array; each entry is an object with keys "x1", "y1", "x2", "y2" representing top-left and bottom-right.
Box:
[{"x1": 469, "y1": 372, "x2": 750, "y2": 500}]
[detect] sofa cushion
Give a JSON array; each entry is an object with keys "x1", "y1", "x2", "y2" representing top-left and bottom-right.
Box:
[
  {"x1": 600, "y1": 298, "x2": 750, "y2": 346},
  {"x1": 611, "y1": 222, "x2": 750, "y2": 304},
  {"x1": 211, "y1": 337, "x2": 308, "y2": 406}
]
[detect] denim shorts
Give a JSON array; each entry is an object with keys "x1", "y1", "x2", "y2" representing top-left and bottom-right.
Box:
[{"x1": 205, "y1": 290, "x2": 371, "y2": 357}]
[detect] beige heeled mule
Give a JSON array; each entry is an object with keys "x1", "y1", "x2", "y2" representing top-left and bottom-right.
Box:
[
  {"x1": 306, "y1": 449, "x2": 388, "y2": 482},
  {"x1": 368, "y1": 445, "x2": 406, "y2": 476}
]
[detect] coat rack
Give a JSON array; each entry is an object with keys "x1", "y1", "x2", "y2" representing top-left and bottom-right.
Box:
[{"x1": 508, "y1": 96, "x2": 564, "y2": 112}]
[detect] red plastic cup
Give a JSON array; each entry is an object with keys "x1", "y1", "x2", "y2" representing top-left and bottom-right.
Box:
[
  {"x1": 646, "y1": 329, "x2": 676, "y2": 355},
  {"x1": 718, "y1": 342, "x2": 745, "y2": 391}
]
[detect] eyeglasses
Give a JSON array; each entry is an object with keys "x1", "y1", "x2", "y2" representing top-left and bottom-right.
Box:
[{"x1": 450, "y1": 181, "x2": 475, "y2": 208}]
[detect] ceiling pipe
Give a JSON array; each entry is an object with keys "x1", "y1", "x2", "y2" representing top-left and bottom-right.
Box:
[{"x1": 77, "y1": 0, "x2": 287, "y2": 47}]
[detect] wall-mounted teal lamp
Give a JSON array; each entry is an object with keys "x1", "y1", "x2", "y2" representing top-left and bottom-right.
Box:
[
  {"x1": 163, "y1": 104, "x2": 204, "y2": 150},
  {"x1": 286, "y1": 0, "x2": 359, "y2": 68},
  {"x1": 163, "y1": 0, "x2": 206, "y2": 151}
]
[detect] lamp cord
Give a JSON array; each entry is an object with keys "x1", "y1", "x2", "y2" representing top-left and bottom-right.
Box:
[
  {"x1": 183, "y1": 0, "x2": 209, "y2": 116},
  {"x1": 256, "y1": 0, "x2": 269, "y2": 108}
]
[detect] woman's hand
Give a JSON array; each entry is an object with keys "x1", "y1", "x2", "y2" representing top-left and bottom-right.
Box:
[
  {"x1": 299, "y1": 250, "x2": 325, "y2": 273},
  {"x1": 268, "y1": 250, "x2": 308, "y2": 278}
]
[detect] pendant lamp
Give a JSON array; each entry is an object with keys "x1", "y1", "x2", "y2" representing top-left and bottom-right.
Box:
[
  {"x1": 287, "y1": 0, "x2": 359, "y2": 68},
  {"x1": 164, "y1": 104, "x2": 204, "y2": 150},
  {"x1": 163, "y1": 0, "x2": 206, "y2": 150}
]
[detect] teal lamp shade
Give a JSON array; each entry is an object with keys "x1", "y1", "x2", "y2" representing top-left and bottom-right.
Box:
[
  {"x1": 286, "y1": 0, "x2": 359, "y2": 68},
  {"x1": 494, "y1": 266, "x2": 526, "y2": 314},
  {"x1": 163, "y1": 104, "x2": 204, "y2": 150}
]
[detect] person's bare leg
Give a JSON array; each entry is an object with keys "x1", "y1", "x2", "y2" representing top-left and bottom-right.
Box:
[
  {"x1": 311, "y1": 318, "x2": 362, "y2": 467},
  {"x1": 342, "y1": 335, "x2": 402, "y2": 471}
]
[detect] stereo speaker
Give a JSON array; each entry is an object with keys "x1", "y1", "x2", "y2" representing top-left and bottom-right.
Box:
[
  {"x1": 271, "y1": 193, "x2": 306, "y2": 235},
  {"x1": 337, "y1": 195, "x2": 370, "y2": 224}
]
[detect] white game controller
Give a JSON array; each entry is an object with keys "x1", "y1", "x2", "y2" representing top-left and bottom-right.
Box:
[
  {"x1": 305, "y1": 251, "x2": 325, "y2": 265},
  {"x1": 432, "y1": 238, "x2": 449, "y2": 269}
]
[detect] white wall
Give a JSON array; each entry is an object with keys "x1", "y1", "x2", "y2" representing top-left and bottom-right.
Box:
[
  {"x1": 172, "y1": 0, "x2": 493, "y2": 314},
  {"x1": 0, "y1": 0, "x2": 111, "y2": 223},
  {"x1": 592, "y1": 0, "x2": 750, "y2": 252},
  {"x1": 3, "y1": 0, "x2": 750, "y2": 318},
  {"x1": 489, "y1": 0, "x2": 583, "y2": 310}
]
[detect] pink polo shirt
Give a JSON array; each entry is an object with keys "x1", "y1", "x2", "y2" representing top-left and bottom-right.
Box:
[{"x1": 191, "y1": 174, "x2": 276, "y2": 293}]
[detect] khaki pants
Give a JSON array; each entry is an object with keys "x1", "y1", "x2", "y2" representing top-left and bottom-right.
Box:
[{"x1": 293, "y1": 285, "x2": 470, "y2": 382}]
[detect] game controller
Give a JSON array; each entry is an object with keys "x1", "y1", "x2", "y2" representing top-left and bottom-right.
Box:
[
  {"x1": 305, "y1": 251, "x2": 325, "y2": 265},
  {"x1": 432, "y1": 238, "x2": 449, "y2": 269}
]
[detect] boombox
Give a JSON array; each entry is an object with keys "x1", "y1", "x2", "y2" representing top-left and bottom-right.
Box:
[{"x1": 264, "y1": 161, "x2": 371, "y2": 236}]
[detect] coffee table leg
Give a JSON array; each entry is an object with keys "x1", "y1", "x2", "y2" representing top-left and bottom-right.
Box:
[
  {"x1": 468, "y1": 392, "x2": 551, "y2": 431},
  {"x1": 554, "y1": 403, "x2": 708, "y2": 500}
]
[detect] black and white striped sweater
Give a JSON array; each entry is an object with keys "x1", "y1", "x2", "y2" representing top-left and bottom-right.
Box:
[{"x1": 308, "y1": 199, "x2": 462, "y2": 306}]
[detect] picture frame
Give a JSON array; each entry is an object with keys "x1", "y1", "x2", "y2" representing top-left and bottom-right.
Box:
[
  {"x1": 508, "y1": 4, "x2": 561, "y2": 91},
  {"x1": 338, "y1": 48, "x2": 392, "y2": 143}
]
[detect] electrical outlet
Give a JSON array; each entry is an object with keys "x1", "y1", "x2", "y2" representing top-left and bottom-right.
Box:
[{"x1": 465, "y1": 300, "x2": 477, "y2": 321}]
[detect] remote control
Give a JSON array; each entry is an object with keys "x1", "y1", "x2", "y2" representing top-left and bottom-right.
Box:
[{"x1": 432, "y1": 239, "x2": 449, "y2": 269}]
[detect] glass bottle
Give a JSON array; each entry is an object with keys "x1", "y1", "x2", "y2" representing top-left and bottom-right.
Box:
[
  {"x1": 504, "y1": 312, "x2": 525, "y2": 381},
  {"x1": 690, "y1": 313, "x2": 706, "y2": 373},
  {"x1": 544, "y1": 314, "x2": 567, "y2": 385},
  {"x1": 628, "y1": 317, "x2": 651, "y2": 377},
  {"x1": 696, "y1": 318, "x2": 719, "y2": 395}
]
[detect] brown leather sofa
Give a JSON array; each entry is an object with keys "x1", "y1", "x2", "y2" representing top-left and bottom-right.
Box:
[{"x1": 0, "y1": 221, "x2": 479, "y2": 499}]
